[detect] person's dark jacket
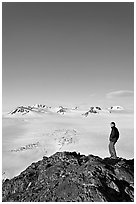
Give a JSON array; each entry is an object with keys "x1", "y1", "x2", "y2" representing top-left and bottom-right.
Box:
[{"x1": 109, "y1": 126, "x2": 119, "y2": 142}]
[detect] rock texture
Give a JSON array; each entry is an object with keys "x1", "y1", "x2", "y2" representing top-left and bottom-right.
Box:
[{"x1": 2, "y1": 152, "x2": 134, "y2": 202}]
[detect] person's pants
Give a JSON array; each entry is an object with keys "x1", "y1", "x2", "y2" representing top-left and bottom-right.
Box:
[{"x1": 109, "y1": 141, "x2": 117, "y2": 158}]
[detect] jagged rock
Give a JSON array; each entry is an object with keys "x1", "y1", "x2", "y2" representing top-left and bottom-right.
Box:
[{"x1": 2, "y1": 152, "x2": 134, "y2": 202}]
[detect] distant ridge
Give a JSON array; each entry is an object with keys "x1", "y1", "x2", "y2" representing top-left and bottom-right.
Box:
[{"x1": 3, "y1": 104, "x2": 126, "y2": 118}]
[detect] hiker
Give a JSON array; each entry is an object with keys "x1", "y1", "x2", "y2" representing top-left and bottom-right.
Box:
[{"x1": 109, "y1": 122, "x2": 119, "y2": 159}]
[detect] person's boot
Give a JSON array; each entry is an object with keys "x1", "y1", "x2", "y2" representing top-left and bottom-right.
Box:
[
  {"x1": 109, "y1": 155, "x2": 118, "y2": 159},
  {"x1": 112, "y1": 156, "x2": 118, "y2": 159}
]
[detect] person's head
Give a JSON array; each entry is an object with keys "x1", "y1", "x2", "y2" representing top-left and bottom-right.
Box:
[{"x1": 110, "y1": 122, "x2": 115, "y2": 128}]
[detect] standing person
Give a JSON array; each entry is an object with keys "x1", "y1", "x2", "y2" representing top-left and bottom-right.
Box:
[{"x1": 109, "y1": 122, "x2": 119, "y2": 159}]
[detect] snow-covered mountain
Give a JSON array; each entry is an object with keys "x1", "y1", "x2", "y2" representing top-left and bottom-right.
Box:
[
  {"x1": 31, "y1": 104, "x2": 51, "y2": 109},
  {"x1": 6, "y1": 105, "x2": 52, "y2": 118},
  {"x1": 108, "y1": 106, "x2": 124, "y2": 111},
  {"x1": 3, "y1": 104, "x2": 125, "y2": 118}
]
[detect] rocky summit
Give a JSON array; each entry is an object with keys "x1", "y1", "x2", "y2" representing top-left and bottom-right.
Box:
[{"x1": 2, "y1": 152, "x2": 134, "y2": 202}]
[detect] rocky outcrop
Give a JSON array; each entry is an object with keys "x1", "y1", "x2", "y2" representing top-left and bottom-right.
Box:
[
  {"x1": 2, "y1": 152, "x2": 134, "y2": 202},
  {"x1": 10, "y1": 142, "x2": 40, "y2": 152}
]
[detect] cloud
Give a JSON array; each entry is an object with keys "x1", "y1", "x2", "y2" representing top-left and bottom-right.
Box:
[{"x1": 106, "y1": 90, "x2": 134, "y2": 99}]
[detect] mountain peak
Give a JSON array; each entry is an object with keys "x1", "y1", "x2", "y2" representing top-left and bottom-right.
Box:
[{"x1": 2, "y1": 151, "x2": 134, "y2": 202}]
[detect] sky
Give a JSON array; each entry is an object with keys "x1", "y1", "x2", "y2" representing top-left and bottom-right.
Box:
[{"x1": 2, "y1": 2, "x2": 134, "y2": 111}]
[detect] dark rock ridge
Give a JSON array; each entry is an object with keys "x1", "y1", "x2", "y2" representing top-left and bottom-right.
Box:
[{"x1": 2, "y1": 152, "x2": 134, "y2": 202}]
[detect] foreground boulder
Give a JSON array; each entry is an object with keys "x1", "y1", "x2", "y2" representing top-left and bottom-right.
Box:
[{"x1": 2, "y1": 152, "x2": 134, "y2": 202}]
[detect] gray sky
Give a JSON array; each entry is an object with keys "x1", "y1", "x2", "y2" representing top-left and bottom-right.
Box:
[{"x1": 2, "y1": 2, "x2": 134, "y2": 111}]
